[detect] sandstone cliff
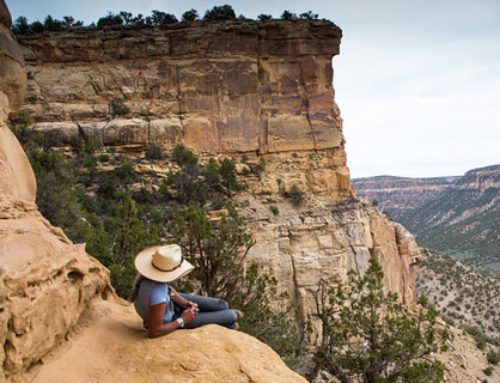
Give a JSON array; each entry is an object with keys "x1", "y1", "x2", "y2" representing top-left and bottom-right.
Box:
[
  {"x1": 0, "y1": 7, "x2": 315, "y2": 382},
  {"x1": 0, "y1": 4, "x2": 111, "y2": 380},
  {"x1": 18, "y1": 19, "x2": 350, "y2": 199},
  {"x1": 15, "y1": 19, "x2": 423, "y2": 334}
]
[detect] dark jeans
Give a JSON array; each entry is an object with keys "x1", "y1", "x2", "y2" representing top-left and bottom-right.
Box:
[{"x1": 174, "y1": 293, "x2": 237, "y2": 330}]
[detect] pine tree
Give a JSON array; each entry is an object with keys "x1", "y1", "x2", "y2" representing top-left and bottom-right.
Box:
[{"x1": 312, "y1": 257, "x2": 449, "y2": 383}]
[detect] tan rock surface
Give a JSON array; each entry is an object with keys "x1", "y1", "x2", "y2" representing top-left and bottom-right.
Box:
[
  {"x1": 25, "y1": 299, "x2": 306, "y2": 383},
  {"x1": 0, "y1": 15, "x2": 34, "y2": 202},
  {"x1": 18, "y1": 20, "x2": 350, "y2": 199},
  {"x1": 437, "y1": 327, "x2": 500, "y2": 383},
  {"x1": 239, "y1": 195, "x2": 421, "y2": 339},
  {"x1": 0, "y1": 7, "x2": 110, "y2": 381},
  {"x1": 0, "y1": 195, "x2": 111, "y2": 380}
]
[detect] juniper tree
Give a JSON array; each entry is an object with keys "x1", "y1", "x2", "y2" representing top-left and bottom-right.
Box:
[
  {"x1": 168, "y1": 202, "x2": 305, "y2": 368},
  {"x1": 311, "y1": 257, "x2": 449, "y2": 383}
]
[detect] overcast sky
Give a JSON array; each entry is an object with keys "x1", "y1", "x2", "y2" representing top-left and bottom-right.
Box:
[{"x1": 8, "y1": 0, "x2": 500, "y2": 178}]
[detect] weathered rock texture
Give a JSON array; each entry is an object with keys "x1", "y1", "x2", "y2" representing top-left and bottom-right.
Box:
[
  {"x1": 239, "y1": 194, "x2": 421, "y2": 340},
  {"x1": 16, "y1": 20, "x2": 423, "y2": 336},
  {"x1": 0, "y1": 6, "x2": 111, "y2": 381},
  {"x1": 18, "y1": 20, "x2": 351, "y2": 199},
  {"x1": 0, "y1": 12, "x2": 323, "y2": 383},
  {"x1": 0, "y1": 0, "x2": 34, "y2": 202},
  {"x1": 26, "y1": 300, "x2": 306, "y2": 383}
]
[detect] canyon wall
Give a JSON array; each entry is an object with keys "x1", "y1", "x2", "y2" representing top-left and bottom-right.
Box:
[
  {"x1": 15, "y1": 20, "x2": 422, "y2": 336},
  {"x1": 18, "y1": 20, "x2": 350, "y2": 199},
  {"x1": 352, "y1": 175, "x2": 458, "y2": 221}
]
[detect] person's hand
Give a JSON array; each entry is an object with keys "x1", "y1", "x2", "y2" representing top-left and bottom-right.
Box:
[
  {"x1": 181, "y1": 306, "x2": 197, "y2": 324},
  {"x1": 187, "y1": 301, "x2": 199, "y2": 314}
]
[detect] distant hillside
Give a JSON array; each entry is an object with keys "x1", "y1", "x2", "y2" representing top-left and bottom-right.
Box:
[
  {"x1": 351, "y1": 175, "x2": 457, "y2": 220},
  {"x1": 353, "y1": 165, "x2": 500, "y2": 274},
  {"x1": 415, "y1": 249, "x2": 500, "y2": 342}
]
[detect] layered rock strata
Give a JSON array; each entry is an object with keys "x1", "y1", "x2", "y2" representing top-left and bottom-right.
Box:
[
  {"x1": 240, "y1": 194, "x2": 421, "y2": 340},
  {"x1": 18, "y1": 19, "x2": 351, "y2": 199},
  {"x1": 1, "y1": 9, "x2": 329, "y2": 382},
  {"x1": 16, "y1": 19, "x2": 422, "y2": 334}
]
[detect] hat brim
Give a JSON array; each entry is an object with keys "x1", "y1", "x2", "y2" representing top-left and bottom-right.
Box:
[{"x1": 134, "y1": 245, "x2": 194, "y2": 283}]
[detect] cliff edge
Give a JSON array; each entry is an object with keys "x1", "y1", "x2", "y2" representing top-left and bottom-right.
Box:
[
  {"x1": 0, "y1": 6, "x2": 307, "y2": 382},
  {"x1": 15, "y1": 18, "x2": 424, "y2": 339}
]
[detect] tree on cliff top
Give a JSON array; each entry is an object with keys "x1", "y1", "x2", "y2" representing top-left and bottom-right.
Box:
[
  {"x1": 203, "y1": 5, "x2": 237, "y2": 20},
  {"x1": 311, "y1": 257, "x2": 448, "y2": 383},
  {"x1": 182, "y1": 9, "x2": 199, "y2": 22}
]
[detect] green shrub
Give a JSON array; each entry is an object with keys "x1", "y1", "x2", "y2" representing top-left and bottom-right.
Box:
[
  {"x1": 204, "y1": 5, "x2": 236, "y2": 20},
  {"x1": 145, "y1": 143, "x2": 163, "y2": 160},
  {"x1": 182, "y1": 9, "x2": 199, "y2": 22},
  {"x1": 270, "y1": 205, "x2": 279, "y2": 215},
  {"x1": 109, "y1": 97, "x2": 130, "y2": 117},
  {"x1": 285, "y1": 184, "x2": 304, "y2": 206},
  {"x1": 462, "y1": 325, "x2": 488, "y2": 350},
  {"x1": 487, "y1": 349, "x2": 500, "y2": 365},
  {"x1": 312, "y1": 258, "x2": 448, "y2": 382},
  {"x1": 281, "y1": 10, "x2": 298, "y2": 20},
  {"x1": 97, "y1": 13, "x2": 123, "y2": 29},
  {"x1": 247, "y1": 157, "x2": 265, "y2": 176},
  {"x1": 483, "y1": 367, "x2": 493, "y2": 376},
  {"x1": 98, "y1": 153, "x2": 110, "y2": 162},
  {"x1": 172, "y1": 144, "x2": 198, "y2": 166},
  {"x1": 257, "y1": 14, "x2": 272, "y2": 21}
]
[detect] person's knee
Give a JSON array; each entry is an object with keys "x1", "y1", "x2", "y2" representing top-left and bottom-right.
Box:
[{"x1": 215, "y1": 298, "x2": 229, "y2": 310}]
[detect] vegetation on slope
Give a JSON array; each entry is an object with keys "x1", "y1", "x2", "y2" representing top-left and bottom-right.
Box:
[
  {"x1": 8, "y1": 111, "x2": 304, "y2": 369},
  {"x1": 355, "y1": 165, "x2": 500, "y2": 275},
  {"x1": 310, "y1": 257, "x2": 448, "y2": 383},
  {"x1": 415, "y1": 249, "x2": 500, "y2": 347}
]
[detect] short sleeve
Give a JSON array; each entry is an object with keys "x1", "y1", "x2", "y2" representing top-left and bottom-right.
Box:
[{"x1": 150, "y1": 283, "x2": 168, "y2": 306}]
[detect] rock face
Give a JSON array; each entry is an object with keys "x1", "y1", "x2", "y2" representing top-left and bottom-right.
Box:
[
  {"x1": 0, "y1": 0, "x2": 34, "y2": 202},
  {"x1": 240, "y1": 196, "x2": 421, "y2": 339},
  {"x1": 18, "y1": 20, "x2": 350, "y2": 199},
  {"x1": 0, "y1": 12, "x2": 323, "y2": 383},
  {"x1": 0, "y1": 6, "x2": 111, "y2": 381},
  {"x1": 15, "y1": 20, "x2": 423, "y2": 336},
  {"x1": 27, "y1": 300, "x2": 307, "y2": 383}
]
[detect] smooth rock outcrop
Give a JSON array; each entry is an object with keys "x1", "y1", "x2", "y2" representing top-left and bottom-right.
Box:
[
  {"x1": 0, "y1": 5, "x2": 110, "y2": 381},
  {"x1": 26, "y1": 300, "x2": 307, "y2": 383}
]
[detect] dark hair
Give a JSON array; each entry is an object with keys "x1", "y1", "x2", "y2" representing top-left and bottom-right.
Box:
[{"x1": 128, "y1": 274, "x2": 146, "y2": 302}]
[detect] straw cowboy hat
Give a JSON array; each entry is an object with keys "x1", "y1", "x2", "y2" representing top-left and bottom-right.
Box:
[{"x1": 134, "y1": 244, "x2": 194, "y2": 283}]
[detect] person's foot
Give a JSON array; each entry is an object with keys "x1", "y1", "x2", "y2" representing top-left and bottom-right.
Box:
[
  {"x1": 234, "y1": 310, "x2": 244, "y2": 321},
  {"x1": 234, "y1": 322, "x2": 240, "y2": 330}
]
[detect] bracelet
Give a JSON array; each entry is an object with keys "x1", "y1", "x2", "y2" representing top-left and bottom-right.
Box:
[{"x1": 176, "y1": 317, "x2": 185, "y2": 328}]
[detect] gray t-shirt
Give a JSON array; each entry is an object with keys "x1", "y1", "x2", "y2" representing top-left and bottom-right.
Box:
[{"x1": 133, "y1": 274, "x2": 172, "y2": 327}]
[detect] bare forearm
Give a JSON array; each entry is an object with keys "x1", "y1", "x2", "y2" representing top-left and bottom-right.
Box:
[
  {"x1": 148, "y1": 318, "x2": 182, "y2": 338},
  {"x1": 170, "y1": 286, "x2": 190, "y2": 309}
]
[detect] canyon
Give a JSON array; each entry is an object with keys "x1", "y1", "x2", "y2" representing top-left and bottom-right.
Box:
[
  {"x1": 15, "y1": 17, "x2": 423, "y2": 324},
  {"x1": 4, "y1": 5, "x2": 494, "y2": 382},
  {"x1": 353, "y1": 165, "x2": 500, "y2": 273}
]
